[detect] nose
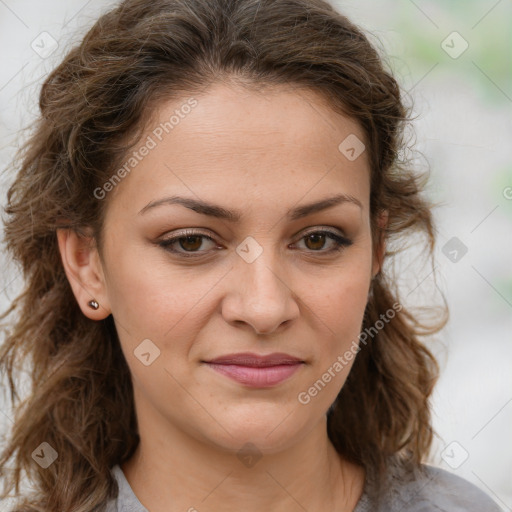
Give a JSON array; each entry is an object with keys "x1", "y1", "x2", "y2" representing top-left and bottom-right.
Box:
[{"x1": 221, "y1": 250, "x2": 300, "y2": 335}]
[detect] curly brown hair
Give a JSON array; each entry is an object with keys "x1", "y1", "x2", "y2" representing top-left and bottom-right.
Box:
[{"x1": 0, "y1": 0, "x2": 447, "y2": 510}]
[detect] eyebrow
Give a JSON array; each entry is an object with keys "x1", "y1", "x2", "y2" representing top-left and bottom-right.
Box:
[{"x1": 138, "y1": 193, "x2": 362, "y2": 221}]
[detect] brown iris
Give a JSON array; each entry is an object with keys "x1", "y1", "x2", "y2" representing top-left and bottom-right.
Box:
[
  {"x1": 304, "y1": 233, "x2": 327, "y2": 251},
  {"x1": 179, "y1": 235, "x2": 203, "y2": 251}
]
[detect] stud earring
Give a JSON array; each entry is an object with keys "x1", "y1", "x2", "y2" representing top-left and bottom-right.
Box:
[{"x1": 87, "y1": 299, "x2": 99, "y2": 310}]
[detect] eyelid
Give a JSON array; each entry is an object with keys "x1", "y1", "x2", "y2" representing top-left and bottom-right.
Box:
[
  {"x1": 298, "y1": 225, "x2": 347, "y2": 239},
  {"x1": 171, "y1": 228, "x2": 215, "y2": 238},
  {"x1": 161, "y1": 225, "x2": 347, "y2": 241}
]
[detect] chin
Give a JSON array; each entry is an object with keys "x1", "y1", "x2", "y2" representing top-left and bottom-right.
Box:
[{"x1": 206, "y1": 409, "x2": 312, "y2": 455}]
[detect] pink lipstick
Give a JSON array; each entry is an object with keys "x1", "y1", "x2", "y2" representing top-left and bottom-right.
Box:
[{"x1": 203, "y1": 352, "x2": 304, "y2": 388}]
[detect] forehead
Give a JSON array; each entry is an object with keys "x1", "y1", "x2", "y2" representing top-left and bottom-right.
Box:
[
  {"x1": 107, "y1": 81, "x2": 371, "y2": 216},
  {"x1": 156, "y1": 81, "x2": 366, "y2": 156}
]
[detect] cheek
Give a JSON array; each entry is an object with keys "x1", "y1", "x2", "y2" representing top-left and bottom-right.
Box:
[
  {"x1": 296, "y1": 266, "x2": 370, "y2": 410},
  {"x1": 325, "y1": 279, "x2": 369, "y2": 346},
  {"x1": 104, "y1": 240, "x2": 205, "y2": 333},
  {"x1": 104, "y1": 244, "x2": 227, "y2": 382},
  {"x1": 315, "y1": 247, "x2": 372, "y2": 314},
  {"x1": 306, "y1": 255, "x2": 371, "y2": 354},
  {"x1": 332, "y1": 268, "x2": 370, "y2": 316}
]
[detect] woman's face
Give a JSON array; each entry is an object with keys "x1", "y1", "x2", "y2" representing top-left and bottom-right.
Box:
[{"x1": 88, "y1": 82, "x2": 380, "y2": 453}]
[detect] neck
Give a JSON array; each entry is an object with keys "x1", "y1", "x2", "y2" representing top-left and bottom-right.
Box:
[{"x1": 121, "y1": 400, "x2": 365, "y2": 512}]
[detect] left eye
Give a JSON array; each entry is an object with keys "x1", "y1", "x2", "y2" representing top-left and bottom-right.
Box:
[
  {"x1": 158, "y1": 229, "x2": 352, "y2": 257},
  {"x1": 295, "y1": 230, "x2": 352, "y2": 252}
]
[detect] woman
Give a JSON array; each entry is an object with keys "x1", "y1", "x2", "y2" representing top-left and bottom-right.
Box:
[{"x1": 0, "y1": 0, "x2": 502, "y2": 510}]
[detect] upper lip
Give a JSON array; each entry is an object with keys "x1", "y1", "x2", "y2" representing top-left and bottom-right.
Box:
[{"x1": 204, "y1": 352, "x2": 304, "y2": 367}]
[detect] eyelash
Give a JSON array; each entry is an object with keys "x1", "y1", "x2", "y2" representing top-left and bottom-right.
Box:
[{"x1": 158, "y1": 228, "x2": 353, "y2": 259}]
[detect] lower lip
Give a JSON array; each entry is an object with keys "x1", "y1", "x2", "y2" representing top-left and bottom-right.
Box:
[{"x1": 205, "y1": 363, "x2": 303, "y2": 388}]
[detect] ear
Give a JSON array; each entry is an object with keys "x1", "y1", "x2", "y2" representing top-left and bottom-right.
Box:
[
  {"x1": 56, "y1": 228, "x2": 111, "y2": 320},
  {"x1": 372, "y1": 209, "x2": 388, "y2": 278}
]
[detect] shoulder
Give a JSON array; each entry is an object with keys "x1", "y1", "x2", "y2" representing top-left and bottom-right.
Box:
[
  {"x1": 411, "y1": 464, "x2": 501, "y2": 511},
  {"x1": 356, "y1": 461, "x2": 502, "y2": 512},
  {"x1": 106, "y1": 464, "x2": 148, "y2": 512}
]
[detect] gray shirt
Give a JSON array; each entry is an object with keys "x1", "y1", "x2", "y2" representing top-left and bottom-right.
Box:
[{"x1": 106, "y1": 462, "x2": 502, "y2": 512}]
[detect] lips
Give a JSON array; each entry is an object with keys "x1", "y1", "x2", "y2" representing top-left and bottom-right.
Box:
[
  {"x1": 206, "y1": 352, "x2": 304, "y2": 366},
  {"x1": 203, "y1": 352, "x2": 305, "y2": 388}
]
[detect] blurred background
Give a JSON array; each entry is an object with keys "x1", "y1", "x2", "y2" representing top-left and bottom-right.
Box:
[{"x1": 0, "y1": 0, "x2": 511, "y2": 509}]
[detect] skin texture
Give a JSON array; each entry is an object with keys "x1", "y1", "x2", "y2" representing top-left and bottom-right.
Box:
[{"x1": 57, "y1": 82, "x2": 385, "y2": 512}]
